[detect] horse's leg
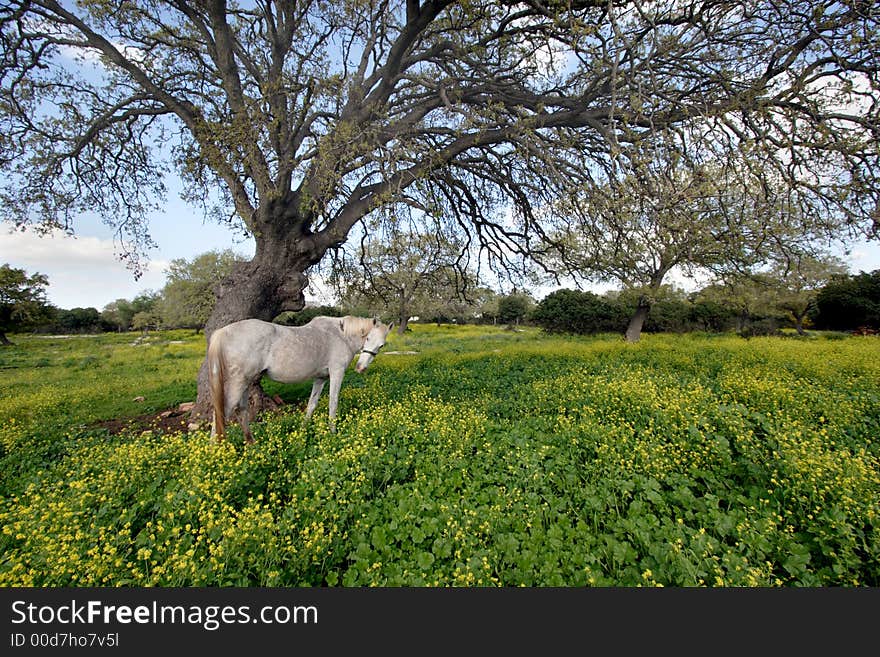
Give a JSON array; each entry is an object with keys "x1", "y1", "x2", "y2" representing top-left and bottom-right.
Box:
[
  {"x1": 238, "y1": 408, "x2": 254, "y2": 444},
  {"x1": 238, "y1": 380, "x2": 257, "y2": 444},
  {"x1": 227, "y1": 377, "x2": 254, "y2": 444},
  {"x1": 304, "y1": 377, "x2": 327, "y2": 420},
  {"x1": 327, "y1": 369, "x2": 345, "y2": 433}
]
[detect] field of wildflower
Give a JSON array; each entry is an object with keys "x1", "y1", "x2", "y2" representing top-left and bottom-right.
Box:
[{"x1": 0, "y1": 325, "x2": 878, "y2": 586}]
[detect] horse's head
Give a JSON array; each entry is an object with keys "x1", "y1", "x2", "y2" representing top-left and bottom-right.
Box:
[{"x1": 355, "y1": 319, "x2": 394, "y2": 373}]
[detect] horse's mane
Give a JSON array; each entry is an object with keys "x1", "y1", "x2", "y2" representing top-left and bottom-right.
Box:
[{"x1": 339, "y1": 316, "x2": 375, "y2": 339}]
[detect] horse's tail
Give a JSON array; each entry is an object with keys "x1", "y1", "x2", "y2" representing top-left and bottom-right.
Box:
[{"x1": 207, "y1": 332, "x2": 226, "y2": 440}]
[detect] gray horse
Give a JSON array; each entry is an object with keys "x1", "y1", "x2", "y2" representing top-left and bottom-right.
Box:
[{"x1": 207, "y1": 315, "x2": 393, "y2": 442}]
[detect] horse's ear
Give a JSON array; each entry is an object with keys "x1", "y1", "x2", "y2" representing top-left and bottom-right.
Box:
[
  {"x1": 338, "y1": 319, "x2": 344, "y2": 332},
  {"x1": 387, "y1": 322, "x2": 395, "y2": 334},
  {"x1": 372, "y1": 317, "x2": 377, "y2": 325}
]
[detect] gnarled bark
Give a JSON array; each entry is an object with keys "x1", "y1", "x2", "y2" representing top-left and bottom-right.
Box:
[{"x1": 189, "y1": 210, "x2": 319, "y2": 425}]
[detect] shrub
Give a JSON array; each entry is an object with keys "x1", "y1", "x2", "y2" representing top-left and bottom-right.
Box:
[
  {"x1": 275, "y1": 305, "x2": 343, "y2": 326},
  {"x1": 531, "y1": 289, "x2": 626, "y2": 334},
  {"x1": 811, "y1": 270, "x2": 880, "y2": 331}
]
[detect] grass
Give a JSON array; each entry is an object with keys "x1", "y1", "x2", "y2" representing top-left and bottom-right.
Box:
[{"x1": 0, "y1": 324, "x2": 878, "y2": 586}]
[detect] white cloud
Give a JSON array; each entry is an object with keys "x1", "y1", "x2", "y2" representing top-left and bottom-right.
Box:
[
  {"x1": 847, "y1": 242, "x2": 880, "y2": 273},
  {"x1": 0, "y1": 229, "x2": 168, "y2": 310}
]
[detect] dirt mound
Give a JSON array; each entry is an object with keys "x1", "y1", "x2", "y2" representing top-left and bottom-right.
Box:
[
  {"x1": 94, "y1": 405, "x2": 199, "y2": 436},
  {"x1": 93, "y1": 397, "x2": 295, "y2": 436}
]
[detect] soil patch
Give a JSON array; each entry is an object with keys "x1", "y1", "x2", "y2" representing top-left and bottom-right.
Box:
[
  {"x1": 92, "y1": 397, "x2": 299, "y2": 436},
  {"x1": 94, "y1": 407, "x2": 197, "y2": 436}
]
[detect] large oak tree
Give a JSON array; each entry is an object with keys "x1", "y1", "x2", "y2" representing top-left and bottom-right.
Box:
[{"x1": 2, "y1": 1, "x2": 878, "y2": 413}]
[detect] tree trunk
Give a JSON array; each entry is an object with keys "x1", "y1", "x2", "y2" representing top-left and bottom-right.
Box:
[
  {"x1": 188, "y1": 212, "x2": 317, "y2": 426},
  {"x1": 794, "y1": 312, "x2": 806, "y2": 336},
  {"x1": 396, "y1": 292, "x2": 411, "y2": 335},
  {"x1": 0, "y1": 330, "x2": 12, "y2": 346},
  {"x1": 624, "y1": 299, "x2": 651, "y2": 343}
]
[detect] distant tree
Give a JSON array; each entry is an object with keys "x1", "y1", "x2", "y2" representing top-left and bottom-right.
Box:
[
  {"x1": 497, "y1": 292, "x2": 534, "y2": 326},
  {"x1": 694, "y1": 278, "x2": 787, "y2": 336},
  {"x1": 131, "y1": 291, "x2": 161, "y2": 316},
  {"x1": 101, "y1": 298, "x2": 136, "y2": 332},
  {"x1": 476, "y1": 289, "x2": 501, "y2": 325},
  {"x1": 811, "y1": 270, "x2": 880, "y2": 331},
  {"x1": 55, "y1": 307, "x2": 108, "y2": 334},
  {"x1": 334, "y1": 230, "x2": 477, "y2": 334},
  {"x1": 157, "y1": 250, "x2": 244, "y2": 330},
  {"x1": 765, "y1": 254, "x2": 850, "y2": 335},
  {"x1": 131, "y1": 310, "x2": 161, "y2": 334},
  {"x1": 554, "y1": 147, "x2": 853, "y2": 343},
  {"x1": 95, "y1": 290, "x2": 161, "y2": 334},
  {"x1": 423, "y1": 290, "x2": 487, "y2": 326},
  {"x1": 0, "y1": 264, "x2": 51, "y2": 344},
  {"x1": 687, "y1": 298, "x2": 738, "y2": 333}
]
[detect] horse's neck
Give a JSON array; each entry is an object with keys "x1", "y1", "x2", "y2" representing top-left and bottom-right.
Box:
[
  {"x1": 340, "y1": 330, "x2": 364, "y2": 354},
  {"x1": 327, "y1": 322, "x2": 362, "y2": 354}
]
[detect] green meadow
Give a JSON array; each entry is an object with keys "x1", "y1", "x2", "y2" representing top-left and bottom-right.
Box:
[{"x1": 0, "y1": 325, "x2": 878, "y2": 586}]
